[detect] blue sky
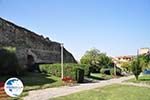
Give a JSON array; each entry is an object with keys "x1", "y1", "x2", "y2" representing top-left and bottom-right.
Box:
[{"x1": 0, "y1": 0, "x2": 150, "y2": 61}]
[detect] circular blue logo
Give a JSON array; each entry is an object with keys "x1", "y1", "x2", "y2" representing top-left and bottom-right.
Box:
[{"x1": 4, "y1": 78, "x2": 24, "y2": 97}]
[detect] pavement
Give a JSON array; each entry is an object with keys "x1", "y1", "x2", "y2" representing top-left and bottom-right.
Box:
[{"x1": 23, "y1": 75, "x2": 135, "y2": 100}]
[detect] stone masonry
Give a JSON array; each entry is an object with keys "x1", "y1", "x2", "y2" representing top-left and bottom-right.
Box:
[{"x1": 0, "y1": 17, "x2": 76, "y2": 68}]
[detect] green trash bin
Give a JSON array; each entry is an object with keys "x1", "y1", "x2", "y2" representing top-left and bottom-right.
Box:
[{"x1": 76, "y1": 68, "x2": 84, "y2": 83}]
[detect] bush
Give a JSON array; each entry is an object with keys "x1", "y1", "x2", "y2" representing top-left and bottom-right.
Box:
[
  {"x1": 90, "y1": 65, "x2": 101, "y2": 73},
  {"x1": 0, "y1": 47, "x2": 23, "y2": 76},
  {"x1": 110, "y1": 68, "x2": 114, "y2": 75},
  {"x1": 100, "y1": 67, "x2": 122, "y2": 76},
  {"x1": 110, "y1": 68, "x2": 122, "y2": 76},
  {"x1": 39, "y1": 63, "x2": 90, "y2": 80},
  {"x1": 79, "y1": 64, "x2": 90, "y2": 76},
  {"x1": 100, "y1": 68, "x2": 111, "y2": 75}
]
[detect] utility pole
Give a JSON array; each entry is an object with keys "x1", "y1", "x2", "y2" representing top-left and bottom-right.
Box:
[{"x1": 61, "y1": 43, "x2": 64, "y2": 79}]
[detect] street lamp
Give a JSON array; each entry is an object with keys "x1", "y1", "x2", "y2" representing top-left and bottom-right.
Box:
[{"x1": 61, "y1": 43, "x2": 64, "y2": 79}]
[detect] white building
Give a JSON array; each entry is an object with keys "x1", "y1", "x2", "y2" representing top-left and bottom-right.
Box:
[{"x1": 138, "y1": 48, "x2": 150, "y2": 55}]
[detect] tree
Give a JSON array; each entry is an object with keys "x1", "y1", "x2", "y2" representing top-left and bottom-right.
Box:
[
  {"x1": 80, "y1": 48, "x2": 100, "y2": 64},
  {"x1": 138, "y1": 54, "x2": 150, "y2": 70},
  {"x1": 131, "y1": 56, "x2": 142, "y2": 80},
  {"x1": 80, "y1": 48, "x2": 113, "y2": 73},
  {"x1": 121, "y1": 62, "x2": 131, "y2": 72}
]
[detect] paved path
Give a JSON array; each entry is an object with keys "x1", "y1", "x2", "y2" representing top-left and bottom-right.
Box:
[{"x1": 23, "y1": 75, "x2": 134, "y2": 100}]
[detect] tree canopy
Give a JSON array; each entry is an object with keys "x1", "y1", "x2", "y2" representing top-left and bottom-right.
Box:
[
  {"x1": 138, "y1": 54, "x2": 150, "y2": 70},
  {"x1": 131, "y1": 56, "x2": 142, "y2": 80},
  {"x1": 80, "y1": 48, "x2": 113, "y2": 72}
]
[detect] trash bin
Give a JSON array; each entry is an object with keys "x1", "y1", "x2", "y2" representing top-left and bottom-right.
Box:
[{"x1": 76, "y1": 68, "x2": 84, "y2": 83}]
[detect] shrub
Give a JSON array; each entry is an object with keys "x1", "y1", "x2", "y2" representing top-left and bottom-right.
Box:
[
  {"x1": 39, "y1": 63, "x2": 90, "y2": 80},
  {"x1": 110, "y1": 68, "x2": 122, "y2": 76},
  {"x1": 100, "y1": 68, "x2": 110, "y2": 75},
  {"x1": 110, "y1": 68, "x2": 114, "y2": 75},
  {"x1": 0, "y1": 47, "x2": 23, "y2": 76},
  {"x1": 100, "y1": 67, "x2": 122, "y2": 76},
  {"x1": 79, "y1": 64, "x2": 90, "y2": 76}
]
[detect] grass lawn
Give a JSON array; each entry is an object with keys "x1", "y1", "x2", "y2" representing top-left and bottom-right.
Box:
[
  {"x1": 127, "y1": 74, "x2": 150, "y2": 85},
  {"x1": 0, "y1": 72, "x2": 63, "y2": 100},
  {"x1": 51, "y1": 84, "x2": 150, "y2": 100},
  {"x1": 89, "y1": 73, "x2": 113, "y2": 80}
]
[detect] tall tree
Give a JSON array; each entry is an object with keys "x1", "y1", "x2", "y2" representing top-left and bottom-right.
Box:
[
  {"x1": 80, "y1": 48, "x2": 113, "y2": 72},
  {"x1": 131, "y1": 56, "x2": 142, "y2": 80}
]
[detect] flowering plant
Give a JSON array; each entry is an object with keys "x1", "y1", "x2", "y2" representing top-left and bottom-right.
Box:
[{"x1": 62, "y1": 76, "x2": 72, "y2": 82}]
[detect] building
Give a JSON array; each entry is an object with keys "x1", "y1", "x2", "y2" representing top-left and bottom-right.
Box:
[
  {"x1": 112, "y1": 55, "x2": 134, "y2": 68},
  {"x1": 115, "y1": 56, "x2": 133, "y2": 62},
  {"x1": 138, "y1": 48, "x2": 150, "y2": 55}
]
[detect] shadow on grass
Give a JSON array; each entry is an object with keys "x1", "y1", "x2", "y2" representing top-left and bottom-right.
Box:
[
  {"x1": 140, "y1": 79, "x2": 150, "y2": 81},
  {"x1": 0, "y1": 72, "x2": 57, "y2": 86},
  {"x1": 20, "y1": 73, "x2": 57, "y2": 86}
]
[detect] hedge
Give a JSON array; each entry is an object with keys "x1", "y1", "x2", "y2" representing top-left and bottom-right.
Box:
[
  {"x1": 100, "y1": 68, "x2": 110, "y2": 75},
  {"x1": 110, "y1": 67, "x2": 122, "y2": 76},
  {"x1": 39, "y1": 63, "x2": 90, "y2": 80}
]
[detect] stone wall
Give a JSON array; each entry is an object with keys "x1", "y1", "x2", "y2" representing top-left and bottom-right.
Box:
[{"x1": 0, "y1": 17, "x2": 77, "y2": 67}]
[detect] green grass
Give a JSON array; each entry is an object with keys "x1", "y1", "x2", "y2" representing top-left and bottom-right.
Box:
[
  {"x1": 51, "y1": 84, "x2": 150, "y2": 100},
  {"x1": 127, "y1": 74, "x2": 150, "y2": 85},
  {"x1": 0, "y1": 72, "x2": 63, "y2": 100},
  {"x1": 0, "y1": 72, "x2": 63, "y2": 91},
  {"x1": 89, "y1": 73, "x2": 113, "y2": 80}
]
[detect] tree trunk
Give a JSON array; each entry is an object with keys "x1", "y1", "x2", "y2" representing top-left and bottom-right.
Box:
[{"x1": 135, "y1": 75, "x2": 139, "y2": 80}]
